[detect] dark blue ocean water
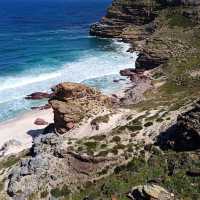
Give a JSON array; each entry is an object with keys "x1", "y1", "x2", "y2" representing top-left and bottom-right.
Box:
[{"x1": 0, "y1": 0, "x2": 136, "y2": 122}]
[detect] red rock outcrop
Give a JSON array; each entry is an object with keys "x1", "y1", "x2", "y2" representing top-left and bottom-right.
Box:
[
  {"x1": 49, "y1": 82, "x2": 113, "y2": 134},
  {"x1": 25, "y1": 92, "x2": 52, "y2": 100},
  {"x1": 34, "y1": 118, "x2": 48, "y2": 126}
]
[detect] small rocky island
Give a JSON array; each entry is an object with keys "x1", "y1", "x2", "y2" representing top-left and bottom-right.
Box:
[{"x1": 1, "y1": 0, "x2": 200, "y2": 199}]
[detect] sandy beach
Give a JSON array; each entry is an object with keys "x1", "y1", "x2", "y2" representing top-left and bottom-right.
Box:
[{"x1": 0, "y1": 109, "x2": 53, "y2": 156}]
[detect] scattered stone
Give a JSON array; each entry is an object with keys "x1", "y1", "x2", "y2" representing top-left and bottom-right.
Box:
[
  {"x1": 31, "y1": 104, "x2": 51, "y2": 110},
  {"x1": 128, "y1": 184, "x2": 175, "y2": 200},
  {"x1": 34, "y1": 118, "x2": 48, "y2": 126},
  {"x1": 0, "y1": 140, "x2": 22, "y2": 157},
  {"x1": 66, "y1": 122, "x2": 75, "y2": 130},
  {"x1": 25, "y1": 92, "x2": 52, "y2": 100},
  {"x1": 113, "y1": 79, "x2": 126, "y2": 83},
  {"x1": 186, "y1": 169, "x2": 200, "y2": 177},
  {"x1": 112, "y1": 94, "x2": 118, "y2": 99}
]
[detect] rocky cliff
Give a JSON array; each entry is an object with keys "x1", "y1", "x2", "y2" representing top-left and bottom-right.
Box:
[
  {"x1": 5, "y1": 83, "x2": 122, "y2": 199},
  {"x1": 90, "y1": 0, "x2": 159, "y2": 39},
  {"x1": 157, "y1": 101, "x2": 200, "y2": 151},
  {"x1": 1, "y1": 0, "x2": 200, "y2": 199},
  {"x1": 49, "y1": 82, "x2": 113, "y2": 134},
  {"x1": 91, "y1": 0, "x2": 200, "y2": 70}
]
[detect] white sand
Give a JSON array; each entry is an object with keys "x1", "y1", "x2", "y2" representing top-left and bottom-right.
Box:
[{"x1": 0, "y1": 109, "x2": 53, "y2": 156}]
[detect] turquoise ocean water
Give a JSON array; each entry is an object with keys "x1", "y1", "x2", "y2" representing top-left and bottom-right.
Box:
[{"x1": 0, "y1": 0, "x2": 137, "y2": 122}]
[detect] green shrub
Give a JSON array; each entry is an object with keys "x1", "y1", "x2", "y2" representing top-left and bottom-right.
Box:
[
  {"x1": 0, "y1": 182, "x2": 4, "y2": 192},
  {"x1": 144, "y1": 122, "x2": 153, "y2": 127},
  {"x1": 84, "y1": 141, "x2": 97, "y2": 150},
  {"x1": 91, "y1": 115, "x2": 110, "y2": 125},
  {"x1": 168, "y1": 14, "x2": 195, "y2": 28},
  {"x1": 156, "y1": 118, "x2": 164, "y2": 122},
  {"x1": 50, "y1": 185, "x2": 70, "y2": 198},
  {"x1": 127, "y1": 125, "x2": 143, "y2": 132},
  {"x1": 111, "y1": 136, "x2": 121, "y2": 143},
  {"x1": 90, "y1": 134, "x2": 106, "y2": 141},
  {"x1": 97, "y1": 150, "x2": 109, "y2": 157},
  {"x1": 100, "y1": 144, "x2": 107, "y2": 149},
  {"x1": 0, "y1": 156, "x2": 20, "y2": 170},
  {"x1": 40, "y1": 190, "x2": 48, "y2": 198}
]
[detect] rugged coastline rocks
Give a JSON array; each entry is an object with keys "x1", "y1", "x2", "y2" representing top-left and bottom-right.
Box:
[
  {"x1": 135, "y1": 52, "x2": 168, "y2": 70},
  {"x1": 4, "y1": 0, "x2": 200, "y2": 199},
  {"x1": 25, "y1": 92, "x2": 52, "y2": 100},
  {"x1": 90, "y1": 0, "x2": 158, "y2": 39},
  {"x1": 34, "y1": 118, "x2": 48, "y2": 126},
  {"x1": 90, "y1": 0, "x2": 200, "y2": 72},
  {"x1": 157, "y1": 101, "x2": 200, "y2": 151},
  {"x1": 119, "y1": 68, "x2": 153, "y2": 105},
  {"x1": 7, "y1": 131, "x2": 122, "y2": 199},
  {"x1": 128, "y1": 183, "x2": 175, "y2": 200},
  {"x1": 177, "y1": 101, "x2": 200, "y2": 136},
  {"x1": 49, "y1": 82, "x2": 113, "y2": 134}
]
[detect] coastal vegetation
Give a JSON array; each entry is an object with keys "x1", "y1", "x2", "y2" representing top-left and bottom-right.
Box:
[{"x1": 1, "y1": 0, "x2": 200, "y2": 199}]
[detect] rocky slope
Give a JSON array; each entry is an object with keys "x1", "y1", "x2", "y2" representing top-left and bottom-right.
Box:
[
  {"x1": 1, "y1": 0, "x2": 200, "y2": 199},
  {"x1": 91, "y1": 0, "x2": 200, "y2": 70},
  {"x1": 87, "y1": 0, "x2": 200, "y2": 199},
  {"x1": 49, "y1": 82, "x2": 113, "y2": 134},
  {"x1": 2, "y1": 83, "x2": 125, "y2": 199}
]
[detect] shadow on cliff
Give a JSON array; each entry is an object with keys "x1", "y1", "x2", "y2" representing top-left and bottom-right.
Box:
[
  {"x1": 156, "y1": 124, "x2": 200, "y2": 151},
  {"x1": 27, "y1": 123, "x2": 55, "y2": 139},
  {"x1": 27, "y1": 128, "x2": 44, "y2": 139}
]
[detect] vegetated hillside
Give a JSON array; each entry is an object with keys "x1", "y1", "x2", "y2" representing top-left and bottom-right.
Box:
[{"x1": 0, "y1": 0, "x2": 200, "y2": 199}]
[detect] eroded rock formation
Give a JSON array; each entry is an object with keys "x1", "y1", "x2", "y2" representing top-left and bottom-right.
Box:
[
  {"x1": 119, "y1": 68, "x2": 153, "y2": 105},
  {"x1": 128, "y1": 183, "x2": 175, "y2": 200},
  {"x1": 157, "y1": 101, "x2": 200, "y2": 151},
  {"x1": 90, "y1": 0, "x2": 159, "y2": 39},
  {"x1": 49, "y1": 82, "x2": 113, "y2": 134},
  {"x1": 90, "y1": 0, "x2": 200, "y2": 70},
  {"x1": 7, "y1": 133, "x2": 120, "y2": 199}
]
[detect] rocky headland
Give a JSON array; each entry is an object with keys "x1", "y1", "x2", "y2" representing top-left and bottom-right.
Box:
[{"x1": 0, "y1": 0, "x2": 200, "y2": 199}]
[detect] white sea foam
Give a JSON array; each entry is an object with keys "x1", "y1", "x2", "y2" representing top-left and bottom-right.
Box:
[
  {"x1": 0, "y1": 72, "x2": 61, "y2": 92},
  {"x1": 0, "y1": 41, "x2": 137, "y2": 121}
]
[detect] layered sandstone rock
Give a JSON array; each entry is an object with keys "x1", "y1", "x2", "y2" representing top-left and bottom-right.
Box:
[
  {"x1": 128, "y1": 183, "x2": 175, "y2": 200},
  {"x1": 157, "y1": 101, "x2": 200, "y2": 150},
  {"x1": 49, "y1": 82, "x2": 112, "y2": 134},
  {"x1": 119, "y1": 68, "x2": 153, "y2": 104},
  {"x1": 175, "y1": 101, "x2": 200, "y2": 149},
  {"x1": 90, "y1": 0, "x2": 159, "y2": 39},
  {"x1": 7, "y1": 132, "x2": 120, "y2": 199},
  {"x1": 90, "y1": 0, "x2": 200, "y2": 71},
  {"x1": 25, "y1": 92, "x2": 52, "y2": 100},
  {"x1": 177, "y1": 101, "x2": 200, "y2": 135}
]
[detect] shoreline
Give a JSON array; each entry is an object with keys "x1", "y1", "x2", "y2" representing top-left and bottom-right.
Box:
[
  {"x1": 0, "y1": 39, "x2": 136, "y2": 157},
  {"x1": 0, "y1": 74, "x2": 133, "y2": 156},
  {"x1": 0, "y1": 108, "x2": 53, "y2": 156}
]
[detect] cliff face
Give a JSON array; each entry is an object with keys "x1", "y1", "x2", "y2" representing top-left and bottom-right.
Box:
[
  {"x1": 2, "y1": 1, "x2": 200, "y2": 200},
  {"x1": 90, "y1": 0, "x2": 159, "y2": 39},
  {"x1": 90, "y1": 0, "x2": 200, "y2": 70},
  {"x1": 49, "y1": 82, "x2": 112, "y2": 134},
  {"x1": 90, "y1": 0, "x2": 200, "y2": 38}
]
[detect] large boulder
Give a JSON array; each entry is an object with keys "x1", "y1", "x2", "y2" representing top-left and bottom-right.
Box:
[
  {"x1": 135, "y1": 52, "x2": 168, "y2": 70},
  {"x1": 128, "y1": 183, "x2": 175, "y2": 200},
  {"x1": 157, "y1": 101, "x2": 200, "y2": 151},
  {"x1": 177, "y1": 101, "x2": 200, "y2": 136},
  {"x1": 49, "y1": 82, "x2": 112, "y2": 134},
  {"x1": 25, "y1": 92, "x2": 52, "y2": 100}
]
